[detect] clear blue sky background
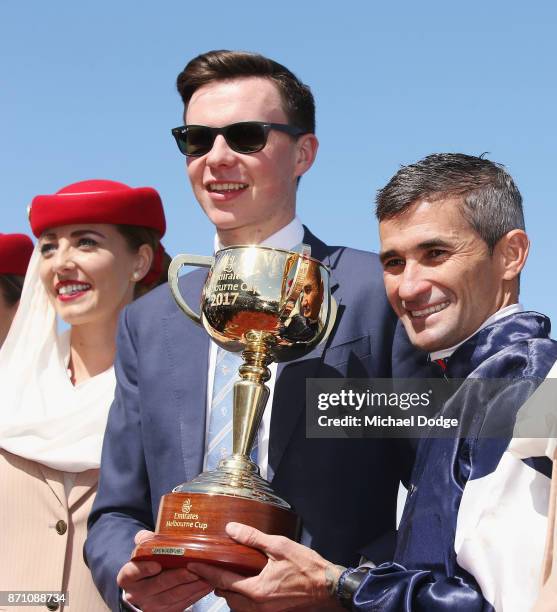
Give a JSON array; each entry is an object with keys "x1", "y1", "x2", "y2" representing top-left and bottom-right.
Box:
[{"x1": 2, "y1": 2, "x2": 556, "y2": 327}]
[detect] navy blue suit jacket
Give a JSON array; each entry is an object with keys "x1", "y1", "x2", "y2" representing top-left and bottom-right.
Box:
[{"x1": 86, "y1": 228, "x2": 431, "y2": 610}]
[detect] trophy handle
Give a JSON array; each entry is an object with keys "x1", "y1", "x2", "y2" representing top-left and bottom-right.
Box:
[{"x1": 168, "y1": 254, "x2": 215, "y2": 325}]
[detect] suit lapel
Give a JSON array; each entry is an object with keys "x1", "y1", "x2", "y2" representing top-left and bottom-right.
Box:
[
  {"x1": 301, "y1": 226, "x2": 341, "y2": 303},
  {"x1": 38, "y1": 465, "x2": 97, "y2": 512},
  {"x1": 165, "y1": 269, "x2": 210, "y2": 482},
  {"x1": 68, "y1": 468, "x2": 98, "y2": 510},
  {"x1": 37, "y1": 464, "x2": 67, "y2": 510},
  {"x1": 270, "y1": 228, "x2": 343, "y2": 475}
]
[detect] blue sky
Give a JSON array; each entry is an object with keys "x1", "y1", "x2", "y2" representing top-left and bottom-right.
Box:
[{"x1": 2, "y1": 2, "x2": 556, "y2": 326}]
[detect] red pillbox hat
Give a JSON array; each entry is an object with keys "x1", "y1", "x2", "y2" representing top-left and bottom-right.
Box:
[
  {"x1": 0, "y1": 233, "x2": 34, "y2": 275},
  {"x1": 29, "y1": 179, "x2": 166, "y2": 238}
]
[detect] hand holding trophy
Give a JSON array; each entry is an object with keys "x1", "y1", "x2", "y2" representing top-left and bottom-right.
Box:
[{"x1": 132, "y1": 244, "x2": 332, "y2": 574}]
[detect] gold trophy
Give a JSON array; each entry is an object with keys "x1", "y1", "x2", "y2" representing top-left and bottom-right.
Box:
[{"x1": 132, "y1": 245, "x2": 332, "y2": 574}]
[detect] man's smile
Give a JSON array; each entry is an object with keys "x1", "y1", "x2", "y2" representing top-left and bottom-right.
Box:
[
  {"x1": 404, "y1": 300, "x2": 451, "y2": 318},
  {"x1": 207, "y1": 182, "x2": 249, "y2": 193}
]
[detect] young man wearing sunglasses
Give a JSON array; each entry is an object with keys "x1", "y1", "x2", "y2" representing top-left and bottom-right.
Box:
[{"x1": 86, "y1": 50, "x2": 429, "y2": 611}]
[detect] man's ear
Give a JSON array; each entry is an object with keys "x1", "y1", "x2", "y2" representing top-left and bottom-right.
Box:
[
  {"x1": 497, "y1": 229, "x2": 530, "y2": 280},
  {"x1": 294, "y1": 134, "x2": 319, "y2": 178}
]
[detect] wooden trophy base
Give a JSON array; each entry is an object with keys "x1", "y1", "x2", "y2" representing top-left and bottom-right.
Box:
[{"x1": 132, "y1": 492, "x2": 299, "y2": 575}]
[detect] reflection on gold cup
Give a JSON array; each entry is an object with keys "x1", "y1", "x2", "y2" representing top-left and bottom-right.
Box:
[{"x1": 132, "y1": 245, "x2": 332, "y2": 574}]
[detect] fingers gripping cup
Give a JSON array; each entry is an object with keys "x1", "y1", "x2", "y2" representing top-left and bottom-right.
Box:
[{"x1": 132, "y1": 245, "x2": 332, "y2": 574}]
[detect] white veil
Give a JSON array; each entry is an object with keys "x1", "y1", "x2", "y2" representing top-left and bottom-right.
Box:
[{"x1": 0, "y1": 247, "x2": 115, "y2": 472}]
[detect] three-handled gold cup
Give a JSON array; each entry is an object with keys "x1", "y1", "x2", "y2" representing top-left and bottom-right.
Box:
[{"x1": 132, "y1": 245, "x2": 332, "y2": 574}]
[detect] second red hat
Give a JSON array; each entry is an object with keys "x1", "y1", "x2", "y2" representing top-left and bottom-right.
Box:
[{"x1": 0, "y1": 233, "x2": 34, "y2": 276}]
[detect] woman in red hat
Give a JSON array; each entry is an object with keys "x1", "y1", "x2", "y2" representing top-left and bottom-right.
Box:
[
  {"x1": 0, "y1": 180, "x2": 170, "y2": 610},
  {"x1": 0, "y1": 233, "x2": 34, "y2": 347}
]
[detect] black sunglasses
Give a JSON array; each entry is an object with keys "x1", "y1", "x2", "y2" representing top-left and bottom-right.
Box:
[{"x1": 171, "y1": 121, "x2": 306, "y2": 157}]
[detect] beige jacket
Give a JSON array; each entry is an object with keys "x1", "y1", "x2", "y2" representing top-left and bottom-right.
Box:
[{"x1": 0, "y1": 450, "x2": 109, "y2": 611}]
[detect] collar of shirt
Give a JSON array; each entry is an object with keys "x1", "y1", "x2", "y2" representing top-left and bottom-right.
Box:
[
  {"x1": 213, "y1": 216, "x2": 305, "y2": 253},
  {"x1": 430, "y1": 303, "x2": 524, "y2": 362}
]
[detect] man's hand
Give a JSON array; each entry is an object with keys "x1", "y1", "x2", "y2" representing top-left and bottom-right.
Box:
[
  {"x1": 117, "y1": 529, "x2": 213, "y2": 612},
  {"x1": 188, "y1": 522, "x2": 345, "y2": 612}
]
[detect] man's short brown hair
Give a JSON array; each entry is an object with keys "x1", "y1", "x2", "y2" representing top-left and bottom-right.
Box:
[{"x1": 176, "y1": 50, "x2": 315, "y2": 133}]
